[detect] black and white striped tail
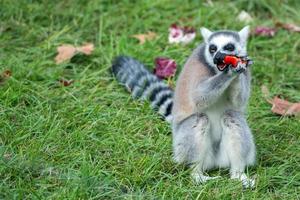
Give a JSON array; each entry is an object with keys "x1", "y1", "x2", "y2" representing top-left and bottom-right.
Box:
[{"x1": 111, "y1": 56, "x2": 173, "y2": 122}]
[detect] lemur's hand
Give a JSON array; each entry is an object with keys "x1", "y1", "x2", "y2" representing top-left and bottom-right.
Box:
[
  {"x1": 224, "y1": 64, "x2": 245, "y2": 76},
  {"x1": 224, "y1": 65, "x2": 237, "y2": 76},
  {"x1": 231, "y1": 56, "x2": 253, "y2": 74},
  {"x1": 232, "y1": 62, "x2": 247, "y2": 74}
]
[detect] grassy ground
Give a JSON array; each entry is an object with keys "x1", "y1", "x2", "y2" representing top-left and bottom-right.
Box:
[{"x1": 1, "y1": 0, "x2": 300, "y2": 199}]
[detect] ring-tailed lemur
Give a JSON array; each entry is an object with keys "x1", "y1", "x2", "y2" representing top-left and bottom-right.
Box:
[{"x1": 112, "y1": 26, "x2": 256, "y2": 188}]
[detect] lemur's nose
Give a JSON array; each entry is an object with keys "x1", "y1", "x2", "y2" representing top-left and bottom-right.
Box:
[{"x1": 213, "y1": 51, "x2": 226, "y2": 64}]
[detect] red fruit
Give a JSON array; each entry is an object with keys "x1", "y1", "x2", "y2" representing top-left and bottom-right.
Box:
[{"x1": 223, "y1": 56, "x2": 241, "y2": 68}]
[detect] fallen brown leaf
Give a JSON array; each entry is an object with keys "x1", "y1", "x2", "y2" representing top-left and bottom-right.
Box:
[
  {"x1": 59, "y1": 79, "x2": 74, "y2": 87},
  {"x1": 168, "y1": 24, "x2": 196, "y2": 44},
  {"x1": 261, "y1": 85, "x2": 300, "y2": 116},
  {"x1": 253, "y1": 26, "x2": 277, "y2": 37},
  {"x1": 55, "y1": 43, "x2": 94, "y2": 64},
  {"x1": 3, "y1": 70, "x2": 12, "y2": 78},
  {"x1": 154, "y1": 57, "x2": 177, "y2": 79},
  {"x1": 0, "y1": 69, "x2": 12, "y2": 85},
  {"x1": 55, "y1": 45, "x2": 77, "y2": 64},
  {"x1": 132, "y1": 31, "x2": 157, "y2": 44},
  {"x1": 76, "y1": 43, "x2": 94, "y2": 55},
  {"x1": 276, "y1": 22, "x2": 300, "y2": 33},
  {"x1": 270, "y1": 97, "x2": 300, "y2": 116}
]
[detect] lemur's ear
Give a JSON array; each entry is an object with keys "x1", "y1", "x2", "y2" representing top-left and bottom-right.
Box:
[
  {"x1": 200, "y1": 27, "x2": 213, "y2": 42},
  {"x1": 239, "y1": 26, "x2": 250, "y2": 45}
]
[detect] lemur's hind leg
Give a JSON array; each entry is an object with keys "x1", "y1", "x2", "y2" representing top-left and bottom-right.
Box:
[
  {"x1": 220, "y1": 110, "x2": 256, "y2": 188},
  {"x1": 172, "y1": 113, "x2": 219, "y2": 183}
]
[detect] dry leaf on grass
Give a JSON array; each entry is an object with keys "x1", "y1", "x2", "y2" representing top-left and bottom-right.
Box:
[
  {"x1": 261, "y1": 85, "x2": 300, "y2": 116},
  {"x1": 168, "y1": 24, "x2": 196, "y2": 44},
  {"x1": 270, "y1": 97, "x2": 300, "y2": 116},
  {"x1": 275, "y1": 22, "x2": 300, "y2": 33},
  {"x1": 59, "y1": 79, "x2": 74, "y2": 87},
  {"x1": 55, "y1": 43, "x2": 94, "y2": 64},
  {"x1": 253, "y1": 26, "x2": 277, "y2": 37},
  {"x1": 76, "y1": 43, "x2": 94, "y2": 55},
  {"x1": 0, "y1": 69, "x2": 12, "y2": 85},
  {"x1": 132, "y1": 31, "x2": 157, "y2": 44},
  {"x1": 3, "y1": 70, "x2": 12, "y2": 78},
  {"x1": 153, "y1": 57, "x2": 177, "y2": 79}
]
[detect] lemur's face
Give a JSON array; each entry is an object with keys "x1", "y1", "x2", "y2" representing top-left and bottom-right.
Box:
[{"x1": 201, "y1": 26, "x2": 250, "y2": 72}]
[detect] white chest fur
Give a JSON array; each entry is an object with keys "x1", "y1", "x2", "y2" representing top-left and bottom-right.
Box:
[{"x1": 204, "y1": 91, "x2": 231, "y2": 142}]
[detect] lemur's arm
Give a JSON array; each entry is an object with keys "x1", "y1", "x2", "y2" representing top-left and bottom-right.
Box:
[
  {"x1": 193, "y1": 72, "x2": 236, "y2": 109},
  {"x1": 228, "y1": 71, "x2": 251, "y2": 110}
]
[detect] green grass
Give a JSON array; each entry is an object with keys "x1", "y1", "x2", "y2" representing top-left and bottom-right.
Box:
[{"x1": 1, "y1": 0, "x2": 300, "y2": 199}]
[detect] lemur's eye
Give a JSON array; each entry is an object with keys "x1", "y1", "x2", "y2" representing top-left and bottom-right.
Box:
[
  {"x1": 224, "y1": 43, "x2": 235, "y2": 51},
  {"x1": 209, "y1": 44, "x2": 217, "y2": 54}
]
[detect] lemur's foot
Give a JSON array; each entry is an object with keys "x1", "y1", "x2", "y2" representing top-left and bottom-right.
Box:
[
  {"x1": 231, "y1": 172, "x2": 255, "y2": 188},
  {"x1": 192, "y1": 172, "x2": 221, "y2": 184}
]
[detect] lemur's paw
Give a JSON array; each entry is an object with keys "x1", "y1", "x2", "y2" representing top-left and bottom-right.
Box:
[
  {"x1": 192, "y1": 172, "x2": 221, "y2": 184},
  {"x1": 224, "y1": 66, "x2": 239, "y2": 76},
  {"x1": 232, "y1": 62, "x2": 248, "y2": 74},
  {"x1": 231, "y1": 173, "x2": 255, "y2": 189}
]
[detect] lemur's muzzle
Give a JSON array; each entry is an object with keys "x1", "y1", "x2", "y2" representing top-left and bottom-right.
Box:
[
  {"x1": 213, "y1": 51, "x2": 227, "y2": 65},
  {"x1": 213, "y1": 51, "x2": 253, "y2": 72},
  {"x1": 213, "y1": 51, "x2": 231, "y2": 71}
]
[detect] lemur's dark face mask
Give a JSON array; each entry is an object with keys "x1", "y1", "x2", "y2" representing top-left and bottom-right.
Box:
[
  {"x1": 209, "y1": 44, "x2": 230, "y2": 71},
  {"x1": 213, "y1": 51, "x2": 227, "y2": 65},
  {"x1": 213, "y1": 51, "x2": 228, "y2": 71}
]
